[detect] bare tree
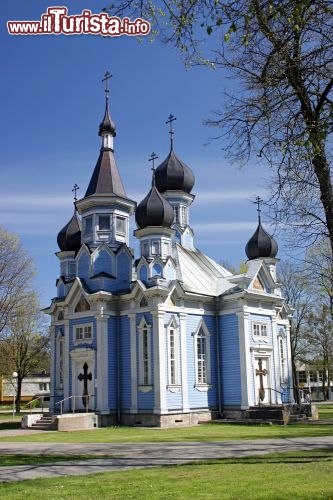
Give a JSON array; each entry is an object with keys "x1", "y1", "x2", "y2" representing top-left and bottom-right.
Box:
[
  {"x1": 0, "y1": 226, "x2": 35, "y2": 335},
  {"x1": 106, "y1": 1, "x2": 333, "y2": 252},
  {"x1": 0, "y1": 293, "x2": 49, "y2": 412}
]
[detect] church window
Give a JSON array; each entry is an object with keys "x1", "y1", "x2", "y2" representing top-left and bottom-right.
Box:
[
  {"x1": 75, "y1": 324, "x2": 92, "y2": 342},
  {"x1": 253, "y1": 323, "x2": 268, "y2": 337},
  {"x1": 85, "y1": 216, "x2": 93, "y2": 235},
  {"x1": 98, "y1": 215, "x2": 110, "y2": 230},
  {"x1": 142, "y1": 242, "x2": 149, "y2": 257},
  {"x1": 60, "y1": 262, "x2": 66, "y2": 276},
  {"x1": 167, "y1": 318, "x2": 179, "y2": 386},
  {"x1": 56, "y1": 334, "x2": 64, "y2": 389},
  {"x1": 193, "y1": 321, "x2": 211, "y2": 388},
  {"x1": 279, "y1": 337, "x2": 286, "y2": 383},
  {"x1": 151, "y1": 241, "x2": 160, "y2": 255},
  {"x1": 116, "y1": 216, "x2": 126, "y2": 235},
  {"x1": 181, "y1": 206, "x2": 187, "y2": 226},
  {"x1": 69, "y1": 262, "x2": 76, "y2": 276},
  {"x1": 173, "y1": 207, "x2": 180, "y2": 224},
  {"x1": 137, "y1": 319, "x2": 152, "y2": 387}
]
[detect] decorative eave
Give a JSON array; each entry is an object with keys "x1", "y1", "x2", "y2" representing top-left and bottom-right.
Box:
[
  {"x1": 76, "y1": 193, "x2": 136, "y2": 213},
  {"x1": 161, "y1": 191, "x2": 195, "y2": 203},
  {"x1": 133, "y1": 226, "x2": 176, "y2": 239}
]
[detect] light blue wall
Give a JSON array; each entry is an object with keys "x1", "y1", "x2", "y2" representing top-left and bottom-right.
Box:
[
  {"x1": 107, "y1": 316, "x2": 117, "y2": 409},
  {"x1": 220, "y1": 313, "x2": 241, "y2": 406},
  {"x1": 93, "y1": 249, "x2": 112, "y2": 275},
  {"x1": 136, "y1": 312, "x2": 155, "y2": 410},
  {"x1": 77, "y1": 252, "x2": 90, "y2": 282},
  {"x1": 120, "y1": 315, "x2": 131, "y2": 411}
]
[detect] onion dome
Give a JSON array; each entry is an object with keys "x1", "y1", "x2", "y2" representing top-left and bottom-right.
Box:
[
  {"x1": 245, "y1": 222, "x2": 278, "y2": 260},
  {"x1": 57, "y1": 209, "x2": 81, "y2": 252},
  {"x1": 155, "y1": 149, "x2": 195, "y2": 193},
  {"x1": 135, "y1": 181, "x2": 174, "y2": 229},
  {"x1": 99, "y1": 98, "x2": 116, "y2": 137}
]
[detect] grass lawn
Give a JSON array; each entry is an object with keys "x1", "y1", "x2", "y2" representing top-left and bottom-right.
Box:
[
  {"x1": 318, "y1": 404, "x2": 333, "y2": 419},
  {"x1": 1, "y1": 421, "x2": 333, "y2": 443},
  {"x1": 1, "y1": 450, "x2": 333, "y2": 499}
]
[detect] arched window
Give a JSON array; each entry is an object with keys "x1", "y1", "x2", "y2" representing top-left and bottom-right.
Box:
[
  {"x1": 193, "y1": 320, "x2": 211, "y2": 390},
  {"x1": 137, "y1": 318, "x2": 152, "y2": 387},
  {"x1": 166, "y1": 317, "x2": 179, "y2": 387},
  {"x1": 56, "y1": 331, "x2": 64, "y2": 390}
]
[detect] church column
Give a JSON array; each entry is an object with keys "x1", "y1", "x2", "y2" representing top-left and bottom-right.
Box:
[
  {"x1": 271, "y1": 314, "x2": 280, "y2": 404},
  {"x1": 96, "y1": 309, "x2": 110, "y2": 413},
  {"x1": 237, "y1": 309, "x2": 251, "y2": 409},
  {"x1": 49, "y1": 324, "x2": 56, "y2": 413},
  {"x1": 152, "y1": 310, "x2": 167, "y2": 414},
  {"x1": 63, "y1": 320, "x2": 70, "y2": 412},
  {"x1": 179, "y1": 312, "x2": 189, "y2": 412},
  {"x1": 129, "y1": 313, "x2": 138, "y2": 413}
]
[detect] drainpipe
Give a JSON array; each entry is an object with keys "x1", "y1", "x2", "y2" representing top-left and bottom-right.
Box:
[{"x1": 116, "y1": 300, "x2": 121, "y2": 426}]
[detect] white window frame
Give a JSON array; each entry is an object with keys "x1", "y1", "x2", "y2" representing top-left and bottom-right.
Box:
[
  {"x1": 151, "y1": 240, "x2": 160, "y2": 255},
  {"x1": 279, "y1": 337, "x2": 287, "y2": 383},
  {"x1": 56, "y1": 332, "x2": 64, "y2": 390},
  {"x1": 193, "y1": 320, "x2": 211, "y2": 391},
  {"x1": 166, "y1": 317, "x2": 180, "y2": 388},
  {"x1": 98, "y1": 214, "x2": 111, "y2": 231},
  {"x1": 115, "y1": 216, "x2": 126, "y2": 235},
  {"x1": 181, "y1": 205, "x2": 188, "y2": 226},
  {"x1": 85, "y1": 215, "x2": 93, "y2": 235},
  {"x1": 74, "y1": 323, "x2": 93, "y2": 344},
  {"x1": 137, "y1": 318, "x2": 152, "y2": 389},
  {"x1": 253, "y1": 322, "x2": 268, "y2": 337}
]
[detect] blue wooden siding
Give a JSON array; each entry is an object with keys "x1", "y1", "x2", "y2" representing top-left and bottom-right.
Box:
[
  {"x1": 220, "y1": 314, "x2": 241, "y2": 406},
  {"x1": 120, "y1": 315, "x2": 131, "y2": 410},
  {"x1": 249, "y1": 314, "x2": 273, "y2": 348},
  {"x1": 152, "y1": 263, "x2": 162, "y2": 276},
  {"x1": 136, "y1": 312, "x2": 155, "y2": 410},
  {"x1": 77, "y1": 252, "x2": 90, "y2": 282},
  {"x1": 117, "y1": 252, "x2": 131, "y2": 284},
  {"x1": 139, "y1": 265, "x2": 148, "y2": 285},
  {"x1": 107, "y1": 316, "x2": 117, "y2": 409},
  {"x1": 93, "y1": 249, "x2": 112, "y2": 275}
]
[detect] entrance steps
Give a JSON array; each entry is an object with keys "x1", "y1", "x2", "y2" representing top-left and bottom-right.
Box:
[
  {"x1": 30, "y1": 414, "x2": 55, "y2": 431},
  {"x1": 209, "y1": 405, "x2": 314, "y2": 426}
]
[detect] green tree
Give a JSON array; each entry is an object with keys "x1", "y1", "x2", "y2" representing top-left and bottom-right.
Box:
[
  {"x1": 107, "y1": 1, "x2": 333, "y2": 253},
  {"x1": 0, "y1": 226, "x2": 35, "y2": 335},
  {"x1": 0, "y1": 292, "x2": 49, "y2": 412}
]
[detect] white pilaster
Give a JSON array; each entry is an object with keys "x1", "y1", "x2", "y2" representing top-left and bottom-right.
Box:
[
  {"x1": 179, "y1": 312, "x2": 189, "y2": 412},
  {"x1": 152, "y1": 310, "x2": 168, "y2": 413},
  {"x1": 96, "y1": 311, "x2": 110, "y2": 413},
  {"x1": 237, "y1": 310, "x2": 251, "y2": 409},
  {"x1": 63, "y1": 320, "x2": 70, "y2": 412},
  {"x1": 129, "y1": 313, "x2": 138, "y2": 413}
]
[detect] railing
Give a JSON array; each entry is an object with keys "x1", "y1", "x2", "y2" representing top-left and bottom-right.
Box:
[
  {"x1": 55, "y1": 395, "x2": 95, "y2": 415},
  {"x1": 21, "y1": 396, "x2": 47, "y2": 414},
  {"x1": 258, "y1": 387, "x2": 291, "y2": 407}
]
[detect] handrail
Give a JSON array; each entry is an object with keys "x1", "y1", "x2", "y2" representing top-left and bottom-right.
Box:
[
  {"x1": 55, "y1": 395, "x2": 94, "y2": 415},
  {"x1": 21, "y1": 396, "x2": 46, "y2": 414}
]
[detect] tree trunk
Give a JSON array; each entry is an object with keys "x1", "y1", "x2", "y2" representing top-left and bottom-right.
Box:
[{"x1": 15, "y1": 376, "x2": 22, "y2": 413}]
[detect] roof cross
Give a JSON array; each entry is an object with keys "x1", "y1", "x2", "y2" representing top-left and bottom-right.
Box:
[
  {"x1": 72, "y1": 183, "x2": 79, "y2": 202},
  {"x1": 254, "y1": 195, "x2": 263, "y2": 223},
  {"x1": 148, "y1": 152, "x2": 159, "y2": 185},
  {"x1": 166, "y1": 114, "x2": 176, "y2": 149},
  {"x1": 102, "y1": 71, "x2": 112, "y2": 97}
]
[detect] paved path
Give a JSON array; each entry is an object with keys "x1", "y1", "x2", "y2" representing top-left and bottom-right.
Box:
[{"x1": 0, "y1": 436, "x2": 333, "y2": 482}]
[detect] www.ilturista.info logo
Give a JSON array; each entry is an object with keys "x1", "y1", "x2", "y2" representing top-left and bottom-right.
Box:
[{"x1": 7, "y1": 6, "x2": 151, "y2": 36}]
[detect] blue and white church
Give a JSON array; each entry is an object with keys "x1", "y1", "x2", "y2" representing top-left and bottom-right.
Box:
[{"x1": 46, "y1": 78, "x2": 293, "y2": 427}]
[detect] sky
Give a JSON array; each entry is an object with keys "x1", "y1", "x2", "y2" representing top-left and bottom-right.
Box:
[{"x1": 1, "y1": 1, "x2": 281, "y2": 308}]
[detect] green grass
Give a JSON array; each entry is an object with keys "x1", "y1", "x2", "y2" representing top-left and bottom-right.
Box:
[
  {"x1": 0, "y1": 454, "x2": 117, "y2": 466},
  {"x1": 1, "y1": 450, "x2": 333, "y2": 499},
  {"x1": 318, "y1": 404, "x2": 333, "y2": 419},
  {"x1": 0, "y1": 421, "x2": 333, "y2": 443}
]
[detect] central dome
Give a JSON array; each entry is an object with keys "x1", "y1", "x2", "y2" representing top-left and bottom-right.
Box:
[{"x1": 155, "y1": 150, "x2": 195, "y2": 193}]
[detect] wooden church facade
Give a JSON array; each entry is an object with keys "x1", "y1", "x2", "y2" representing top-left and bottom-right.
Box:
[{"x1": 46, "y1": 80, "x2": 293, "y2": 427}]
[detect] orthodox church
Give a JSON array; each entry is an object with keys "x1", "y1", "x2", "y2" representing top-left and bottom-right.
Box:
[{"x1": 46, "y1": 77, "x2": 293, "y2": 427}]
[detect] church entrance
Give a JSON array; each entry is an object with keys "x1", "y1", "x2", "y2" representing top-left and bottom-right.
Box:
[
  {"x1": 73, "y1": 360, "x2": 95, "y2": 411},
  {"x1": 254, "y1": 357, "x2": 270, "y2": 405}
]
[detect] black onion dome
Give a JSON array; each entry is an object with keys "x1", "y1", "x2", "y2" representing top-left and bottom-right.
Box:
[
  {"x1": 57, "y1": 211, "x2": 81, "y2": 252},
  {"x1": 99, "y1": 100, "x2": 116, "y2": 137},
  {"x1": 136, "y1": 185, "x2": 174, "y2": 229},
  {"x1": 155, "y1": 149, "x2": 195, "y2": 193},
  {"x1": 245, "y1": 222, "x2": 278, "y2": 260}
]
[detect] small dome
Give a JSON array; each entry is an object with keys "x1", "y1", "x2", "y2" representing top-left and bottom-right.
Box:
[
  {"x1": 136, "y1": 184, "x2": 174, "y2": 229},
  {"x1": 155, "y1": 149, "x2": 195, "y2": 193},
  {"x1": 245, "y1": 222, "x2": 278, "y2": 260},
  {"x1": 99, "y1": 101, "x2": 116, "y2": 137},
  {"x1": 57, "y1": 210, "x2": 81, "y2": 252}
]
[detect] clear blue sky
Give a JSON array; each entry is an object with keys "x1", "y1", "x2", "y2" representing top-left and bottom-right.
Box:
[{"x1": 1, "y1": 1, "x2": 281, "y2": 307}]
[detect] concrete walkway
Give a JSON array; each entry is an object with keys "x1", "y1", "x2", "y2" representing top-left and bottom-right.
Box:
[{"x1": 0, "y1": 436, "x2": 333, "y2": 482}]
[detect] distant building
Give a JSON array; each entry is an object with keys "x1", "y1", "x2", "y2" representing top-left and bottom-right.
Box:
[
  {"x1": 45, "y1": 78, "x2": 293, "y2": 426},
  {"x1": 296, "y1": 363, "x2": 333, "y2": 401},
  {"x1": 0, "y1": 374, "x2": 50, "y2": 405}
]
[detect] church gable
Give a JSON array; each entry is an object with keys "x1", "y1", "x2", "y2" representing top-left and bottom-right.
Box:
[
  {"x1": 91, "y1": 245, "x2": 114, "y2": 276},
  {"x1": 76, "y1": 247, "x2": 91, "y2": 282},
  {"x1": 74, "y1": 295, "x2": 91, "y2": 313}
]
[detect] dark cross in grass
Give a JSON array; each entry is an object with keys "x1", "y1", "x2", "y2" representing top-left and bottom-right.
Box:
[
  {"x1": 78, "y1": 362, "x2": 92, "y2": 409},
  {"x1": 256, "y1": 358, "x2": 267, "y2": 402}
]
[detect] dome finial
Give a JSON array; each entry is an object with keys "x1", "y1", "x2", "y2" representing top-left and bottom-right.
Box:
[
  {"x1": 254, "y1": 195, "x2": 263, "y2": 224},
  {"x1": 148, "y1": 152, "x2": 159, "y2": 186},
  {"x1": 99, "y1": 71, "x2": 116, "y2": 140},
  {"x1": 72, "y1": 183, "x2": 80, "y2": 203},
  {"x1": 166, "y1": 114, "x2": 176, "y2": 150},
  {"x1": 102, "y1": 70, "x2": 112, "y2": 101}
]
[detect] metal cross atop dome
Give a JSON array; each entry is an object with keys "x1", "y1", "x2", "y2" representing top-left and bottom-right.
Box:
[
  {"x1": 102, "y1": 70, "x2": 112, "y2": 97},
  {"x1": 72, "y1": 183, "x2": 79, "y2": 202},
  {"x1": 254, "y1": 195, "x2": 263, "y2": 223},
  {"x1": 148, "y1": 152, "x2": 159, "y2": 173},
  {"x1": 166, "y1": 114, "x2": 176, "y2": 149}
]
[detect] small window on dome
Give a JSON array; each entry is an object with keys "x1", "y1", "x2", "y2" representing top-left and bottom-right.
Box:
[
  {"x1": 85, "y1": 216, "x2": 93, "y2": 235},
  {"x1": 152, "y1": 241, "x2": 160, "y2": 255},
  {"x1": 116, "y1": 216, "x2": 126, "y2": 235},
  {"x1": 173, "y1": 207, "x2": 180, "y2": 224},
  {"x1": 98, "y1": 215, "x2": 110, "y2": 231}
]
